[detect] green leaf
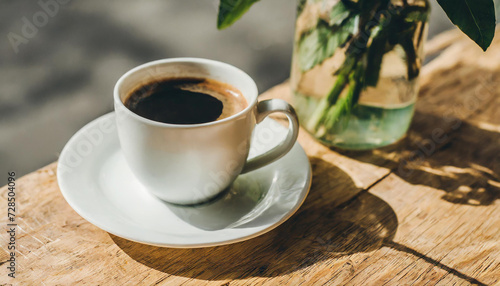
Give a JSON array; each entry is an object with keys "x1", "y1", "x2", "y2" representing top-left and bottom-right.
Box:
[
  {"x1": 217, "y1": 0, "x2": 260, "y2": 29},
  {"x1": 297, "y1": 0, "x2": 307, "y2": 15},
  {"x1": 298, "y1": 18, "x2": 356, "y2": 71},
  {"x1": 405, "y1": 11, "x2": 429, "y2": 23},
  {"x1": 436, "y1": 0, "x2": 496, "y2": 51},
  {"x1": 329, "y1": 1, "x2": 350, "y2": 26}
]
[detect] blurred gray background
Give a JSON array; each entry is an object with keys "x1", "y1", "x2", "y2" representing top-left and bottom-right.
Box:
[{"x1": 0, "y1": 0, "x2": 467, "y2": 176}]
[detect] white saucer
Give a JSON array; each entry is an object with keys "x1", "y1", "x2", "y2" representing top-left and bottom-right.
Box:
[{"x1": 57, "y1": 112, "x2": 311, "y2": 248}]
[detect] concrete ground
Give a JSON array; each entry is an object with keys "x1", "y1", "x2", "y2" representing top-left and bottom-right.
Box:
[{"x1": 0, "y1": 0, "x2": 458, "y2": 176}]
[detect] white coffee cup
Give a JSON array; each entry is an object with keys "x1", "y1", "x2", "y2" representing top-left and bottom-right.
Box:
[{"x1": 114, "y1": 58, "x2": 299, "y2": 205}]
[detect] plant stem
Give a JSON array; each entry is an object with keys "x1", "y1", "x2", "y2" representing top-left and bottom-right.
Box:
[
  {"x1": 306, "y1": 74, "x2": 348, "y2": 132},
  {"x1": 400, "y1": 27, "x2": 420, "y2": 80},
  {"x1": 321, "y1": 59, "x2": 364, "y2": 137},
  {"x1": 304, "y1": 0, "x2": 428, "y2": 138},
  {"x1": 306, "y1": 55, "x2": 356, "y2": 132}
]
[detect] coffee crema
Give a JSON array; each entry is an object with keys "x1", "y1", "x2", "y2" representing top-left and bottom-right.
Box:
[{"x1": 124, "y1": 77, "x2": 247, "y2": 124}]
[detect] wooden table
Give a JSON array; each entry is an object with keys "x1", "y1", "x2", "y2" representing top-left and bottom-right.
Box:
[{"x1": 1, "y1": 30, "x2": 499, "y2": 285}]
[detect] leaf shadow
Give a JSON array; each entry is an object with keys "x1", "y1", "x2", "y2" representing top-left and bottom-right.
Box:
[{"x1": 335, "y1": 111, "x2": 500, "y2": 206}]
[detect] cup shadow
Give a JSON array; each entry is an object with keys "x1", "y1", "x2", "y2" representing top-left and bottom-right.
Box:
[{"x1": 111, "y1": 157, "x2": 399, "y2": 280}]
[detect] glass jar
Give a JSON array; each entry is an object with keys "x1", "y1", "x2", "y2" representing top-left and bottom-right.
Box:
[{"x1": 291, "y1": 0, "x2": 429, "y2": 150}]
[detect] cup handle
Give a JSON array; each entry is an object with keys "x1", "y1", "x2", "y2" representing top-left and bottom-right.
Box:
[{"x1": 241, "y1": 99, "x2": 299, "y2": 174}]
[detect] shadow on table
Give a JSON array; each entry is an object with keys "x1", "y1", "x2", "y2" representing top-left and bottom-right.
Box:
[
  {"x1": 335, "y1": 111, "x2": 500, "y2": 206},
  {"x1": 111, "y1": 157, "x2": 487, "y2": 284},
  {"x1": 111, "y1": 157, "x2": 398, "y2": 280}
]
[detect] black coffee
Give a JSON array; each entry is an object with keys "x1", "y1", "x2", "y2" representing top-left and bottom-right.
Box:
[{"x1": 124, "y1": 78, "x2": 247, "y2": 124}]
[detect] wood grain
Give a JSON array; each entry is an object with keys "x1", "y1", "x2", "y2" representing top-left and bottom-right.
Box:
[{"x1": 1, "y1": 29, "x2": 499, "y2": 285}]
